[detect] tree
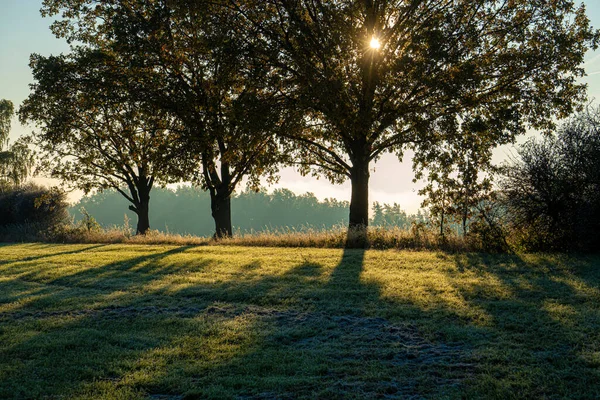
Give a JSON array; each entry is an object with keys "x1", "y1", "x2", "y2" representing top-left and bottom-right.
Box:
[
  {"x1": 41, "y1": 0, "x2": 296, "y2": 238},
  {"x1": 501, "y1": 107, "x2": 600, "y2": 251},
  {"x1": 233, "y1": 0, "x2": 598, "y2": 230},
  {"x1": 415, "y1": 116, "x2": 496, "y2": 237},
  {"x1": 370, "y1": 202, "x2": 411, "y2": 229},
  {"x1": 19, "y1": 49, "x2": 184, "y2": 234},
  {"x1": 0, "y1": 99, "x2": 32, "y2": 188}
]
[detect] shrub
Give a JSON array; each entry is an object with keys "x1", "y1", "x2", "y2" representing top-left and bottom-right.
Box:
[
  {"x1": 501, "y1": 107, "x2": 600, "y2": 252},
  {"x1": 0, "y1": 184, "x2": 68, "y2": 241}
]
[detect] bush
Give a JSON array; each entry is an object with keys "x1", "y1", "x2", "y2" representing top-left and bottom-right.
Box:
[
  {"x1": 0, "y1": 184, "x2": 68, "y2": 241},
  {"x1": 501, "y1": 107, "x2": 600, "y2": 252}
]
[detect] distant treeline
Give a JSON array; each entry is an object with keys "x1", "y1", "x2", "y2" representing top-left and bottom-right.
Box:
[{"x1": 69, "y1": 187, "x2": 425, "y2": 237}]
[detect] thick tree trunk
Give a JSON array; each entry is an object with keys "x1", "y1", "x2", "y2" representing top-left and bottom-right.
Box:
[
  {"x1": 210, "y1": 188, "x2": 232, "y2": 239},
  {"x1": 127, "y1": 174, "x2": 152, "y2": 236},
  {"x1": 349, "y1": 158, "x2": 370, "y2": 228},
  {"x1": 136, "y1": 201, "x2": 150, "y2": 235}
]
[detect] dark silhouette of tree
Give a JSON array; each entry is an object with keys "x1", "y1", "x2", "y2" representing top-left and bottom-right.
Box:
[
  {"x1": 19, "y1": 49, "x2": 184, "y2": 235},
  {"x1": 502, "y1": 107, "x2": 600, "y2": 251},
  {"x1": 233, "y1": 0, "x2": 598, "y2": 231}
]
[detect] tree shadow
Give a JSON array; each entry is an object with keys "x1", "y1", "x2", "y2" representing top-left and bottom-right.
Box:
[
  {"x1": 1, "y1": 245, "x2": 201, "y2": 314},
  {"x1": 147, "y1": 248, "x2": 476, "y2": 398},
  {"x1": 4, "y1": 246, "x2": 597, "y2": 398},
  {"x1": 0, "y1": 243, "x2": 107, "y2": 266},
  {"x1": 449, "y1": 253, "x2": 600, "y2": 398}
]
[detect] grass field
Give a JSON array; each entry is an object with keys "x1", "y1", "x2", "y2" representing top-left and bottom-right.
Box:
[{"x1": 0, "y1": 244, "x2": 599, "y2": 399}]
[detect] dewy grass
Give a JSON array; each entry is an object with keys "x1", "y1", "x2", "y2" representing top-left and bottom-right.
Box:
[{"x1": 1, "y1": 244, "x2": 599, "y2": 399}]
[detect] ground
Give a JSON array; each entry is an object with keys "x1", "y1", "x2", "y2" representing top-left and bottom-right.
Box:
[{"x1": 0, "y1": 243, "x2": 599, "y2": 399}]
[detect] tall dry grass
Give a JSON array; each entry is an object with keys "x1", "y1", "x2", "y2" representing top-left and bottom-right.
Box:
[{"x1": 1, "y1": 221, "x2": 507, "y2": 252}]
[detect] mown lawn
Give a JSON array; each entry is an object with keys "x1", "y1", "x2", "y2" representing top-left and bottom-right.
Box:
[{"x1": 0, "y1": 244, "x2": 599, "y2": 399}]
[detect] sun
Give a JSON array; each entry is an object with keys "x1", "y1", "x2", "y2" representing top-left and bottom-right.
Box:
[{"x1": 369, "y1": 36, "x2": 381, "y2": 50}]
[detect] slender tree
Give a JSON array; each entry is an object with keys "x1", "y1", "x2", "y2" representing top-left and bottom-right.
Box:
[
  {"x1": 0, "y1": 99, "x2": 33, "y2": 188},
  {"x1": 232, "y1": 0, "x2": 598, "y2": 230},
  {"x1": 19, "y1": 49, "x2": 183, "y2": 234},
  {"x1": 415, "y1": 115, "x2": 496, "y2": 237}
]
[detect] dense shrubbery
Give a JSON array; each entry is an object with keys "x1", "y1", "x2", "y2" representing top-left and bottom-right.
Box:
[
  {"x1": 0, "y1": 184, "x2": 68, "y2": 240},
  {"x1": 500, "y1": 108, "x2": 600, "y2": 252}
]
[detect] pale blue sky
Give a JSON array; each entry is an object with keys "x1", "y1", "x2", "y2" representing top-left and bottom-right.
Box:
[{"x1": 2, "y1": 0, "x2": 600, "y2": 211}]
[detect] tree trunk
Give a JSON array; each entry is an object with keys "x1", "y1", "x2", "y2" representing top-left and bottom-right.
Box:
[
  {"x1": 126, "y1": 175, "x2": 152, "y2": 236},
  {"x1": 210, "y1": 188, "x2": 232, "y2": 239},
  {"x1": 136, "y1": 201, "x2": 150, "y2": 235},
  {"x1": 440, "y1": 207, "x2": 445, "y2": 237},
  {"x1": 349, "y1": 158, "x2": 370, "y2": 228}
]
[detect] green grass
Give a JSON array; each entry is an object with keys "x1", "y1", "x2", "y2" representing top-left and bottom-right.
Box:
[{"x1": 0, "y1": 244, "x2": 599, "y2": 399}]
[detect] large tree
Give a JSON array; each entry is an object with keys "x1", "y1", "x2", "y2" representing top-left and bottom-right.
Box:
[
  {"x1": 41, "y1": 0, "x2": 296, "y2": 238},
  {"x1": 232, "y1": 0, "x2": 598, "y2": 228},
  {"x1": 19, "y1": 49, "x2": 184, "y2": 234}
]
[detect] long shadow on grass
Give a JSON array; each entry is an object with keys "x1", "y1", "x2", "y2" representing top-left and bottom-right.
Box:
[
  {"x1": 451, "y1": 253, "x2": 600, "y2": 398},
  {"x1": 146, "y1": 248, "x2": 477, "y2": 399},
  {"x1": 4, "y1": 246, "x2": 561, "y2": 399},
  {"x1": 0, "y1": 244, "x2": 219, "y2": 398},
  {"x1": 0, "y1": 243, "x2": 107, "y2": 266},
  {"x1": 0, "y1": 245, "x2": 202, "y2": 315}
]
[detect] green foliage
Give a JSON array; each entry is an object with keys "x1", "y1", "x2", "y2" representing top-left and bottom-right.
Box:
[
  {"x1": 39, "y1": 0, "x2": 598, "y2": 229},
  {"x1": 76, "y1": 207, "x2": 101, "y2": 233},
  {"x1": 370, "y1": 201, "x2": 427, "y2": 229},
  {"x1": 231, "y1": 0, "x2": 597, "y2": 226},
  {"x1": 415, "y1": 119, "x2": 497, "y2": 237},
  {"x1": 40, "y1": 0, "x2": 297, "y2": 237},
  {"x1": 19, "y1": 49, "x2": 185, "y2": 234},
  {"x1": 0, "y1": 99, "x2": 13, "y2": 145}
]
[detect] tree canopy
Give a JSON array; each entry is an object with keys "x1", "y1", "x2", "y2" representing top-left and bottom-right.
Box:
[
  {"x1": 41, "y1": 0, "x2": 298, "y2": 238},
  {"x1": 232, "y1": 0, "x2": 598, "y2": 228},
  {"x1": 19, "y1": 49, "x2": 184, "y2": 234},
  {"x1": 36, "y1": 0, "x2": 599, "y2": 241}
]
